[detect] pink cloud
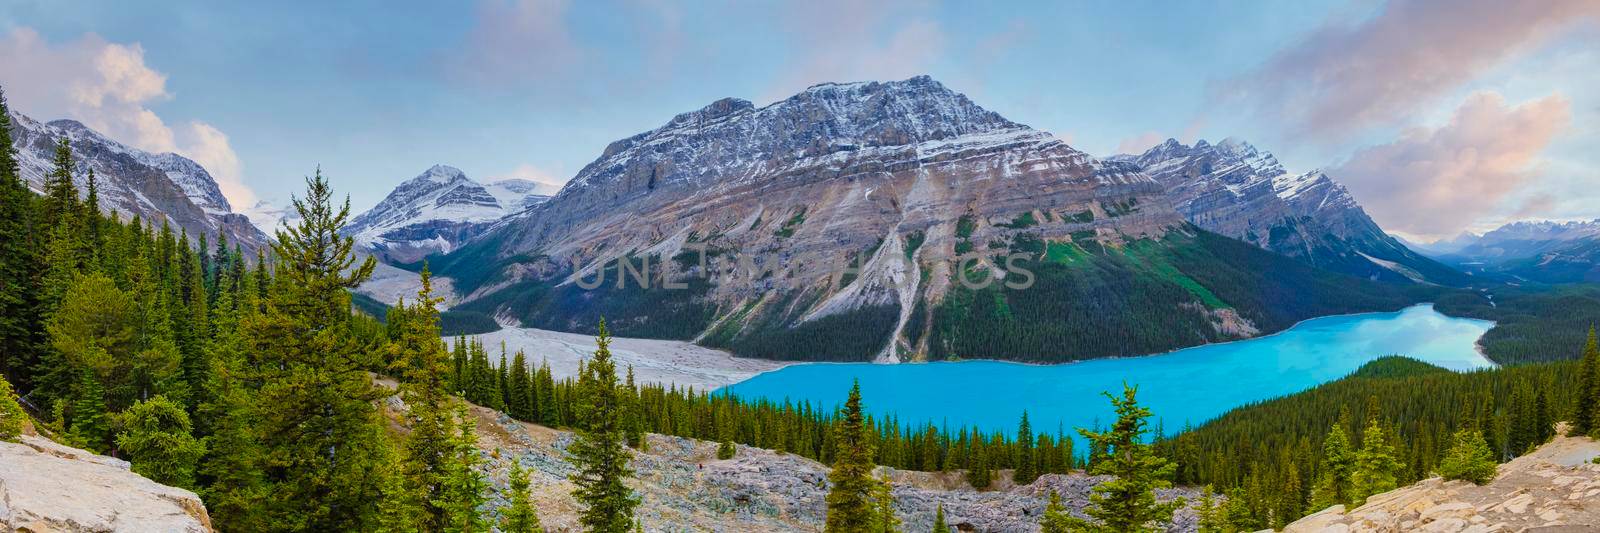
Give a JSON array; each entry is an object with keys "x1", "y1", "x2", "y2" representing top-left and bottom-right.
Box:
[
  {"x1": 762, "y1": 0, "x2": 945, "y2": 102},
  {"x1": 1219, "y1": 0, "x2": 1597, "y2": 141},
  {"x1": 1333, "y1": 91, "x2": 1570, "y2": 238}
]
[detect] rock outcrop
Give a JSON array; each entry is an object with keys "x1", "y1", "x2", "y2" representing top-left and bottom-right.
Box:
[
  {"x1": 1285, "y1": 432, "x2": 1600, "y2": 532},
  {"x1": 464, "y1": 403, "x2": 1203, "y2": 532},
  {"x1": 0, "y1": 436, "x2": 213, "y2": 532}
]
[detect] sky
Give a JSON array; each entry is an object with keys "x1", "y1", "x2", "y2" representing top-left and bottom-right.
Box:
[{"x1": 0, "y1": 0, "x2": 1595, "y2": 241}]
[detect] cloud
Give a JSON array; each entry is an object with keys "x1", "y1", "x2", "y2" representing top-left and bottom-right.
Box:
[
  {"x1": 762, "y1": 0, "x2": 945, "y2": 102},
  {"x1": 1116, "y1": 132, "x2": 1165, "y2": 155},
  {"x1": 1218, "y1": 0, "x2": 1597, "y2": 141},
  {"x1": 452, "y1": 0, "x2": 583, "y2": 87},
  {"x1": 0, "y1": 28, "x2": 257, "y2": 209},
  {"x1": 1332, "y1": 91, "x2": 1570, "y2": 238}
]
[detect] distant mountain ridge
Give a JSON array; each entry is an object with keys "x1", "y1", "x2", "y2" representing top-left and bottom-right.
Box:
[
  {"x1": 427, "y1": 76, "x2": 1415, "y2": 363},
  {"x1": 1421, "y1": 219, "x2": 1600, "y2": 283},
  {"x1": 344, "y1": 164, "x2": 551, "y2": 263},
  {"x1": 1118, "y1": 138, "x2": 1465, "y2": 285},
  {"x1": 7, "y1": 110, "x2": 269, "y2": 252}
]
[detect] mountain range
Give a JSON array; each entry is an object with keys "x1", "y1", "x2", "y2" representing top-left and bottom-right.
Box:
[
  {"x1": 6, "y1": 110, "x2": 270, "y2": 252},
  {"x1": 1115, "y1": 138, "x2": 1465, "y2": 285},
  {"x1": 343, "y1": 164, "x2": 553, "y2": 263},
  {"x1": 418, "y1": 76, "x2": 1417, "y2": 363},
  {"x1": 1409, "y1": 219, "x2": 1600, "y2": 283}
]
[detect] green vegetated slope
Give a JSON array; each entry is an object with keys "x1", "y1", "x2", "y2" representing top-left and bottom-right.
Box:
[
  {"x1": 925, "y1": 228, "x2": 1418, "y2": 363},
  {"x1": 1160, "y1": 356, "x2": 1572, "y2": 527},
  {"x1": 431, "y1": 224, "x2": 1419, "y2": 363},
  {"x1": 1433, "y1": 284, "x2": 1600, "y2": 365},
  {"x1": 350, "y1": 291, "x2": 501, "y2": 337}
]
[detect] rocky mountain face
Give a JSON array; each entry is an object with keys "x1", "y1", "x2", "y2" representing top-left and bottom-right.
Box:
[
  {"x1": 435, "y1": 76, "x2": 1414, "y2": 363},
  {"x1": 1121, "y1": 138, "x2": 1464, "y2": 285},
  {"x1": 0, "y1": 435, "x2": 213, "y2": 532},
  {"x1": 345, "y1": 164, "x2": 550, "y2": 263},
  {"x1": 8, "y1": 110, "x2": 269, "y2": 252}
]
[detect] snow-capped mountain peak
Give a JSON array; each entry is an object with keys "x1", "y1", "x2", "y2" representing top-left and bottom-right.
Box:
[{"x1": 345, "y1": 164, "x2": 551, "y2": 263}]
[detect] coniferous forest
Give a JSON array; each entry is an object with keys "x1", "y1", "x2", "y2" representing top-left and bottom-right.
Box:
[{"x1": 4, "y1": 81, "x2": 1600, "y2": 532}]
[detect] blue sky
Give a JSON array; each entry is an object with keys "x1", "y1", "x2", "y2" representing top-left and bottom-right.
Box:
[{"x1": 2, "y1": 0, "x2": 1595, "y2": 240}]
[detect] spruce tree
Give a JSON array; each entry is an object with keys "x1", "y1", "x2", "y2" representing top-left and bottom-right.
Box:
[
  {"x1": 438, "y1": 405, "x2": 489, "y2": 532},
  {"x1": 393, "y1": 265, "x2": 485, "y2": 530},
  {"x1": 1573, "y1": 328, "x2": 1599, "y2": 436},
  {"x1": 1351, "y1": 413, "x2": 1403, "y2": 505},
  {"x1": 1039, "y1": 490, "x2": 1071, "y2": 533},
  {"x1": 502, "y1": 461, "x2": 542, "y2": 533},
  {"x1": 825, "y1": 380, "x2": 879, "y2": 531},
  {"x1": 966, "y1": 441, "x2": 991, "y2": 489},
  {"x1": 1013, "y1": 411, "x2": 1037, "y2": 485},
  {"x1": 932, "y1": 503, "x2": 951, "y2": 533},
  {"x1": 566, "y1": 320, "x2": 639, "y2": 532},
  {"x1": 0, "y1": 87, "x2": 47, "y2": 393},
  {"x1": 1194, "y1": 487, "x2": 1224, "y2": 533},
  {"x1": 1437, "y1": 425, "x2": 1496, "y2": 485},
  {"x1": 115, "y1": 394, "x2": 205, "y2": 489},
  {"x1": 197, "y1": 274, "x2": 267, "y2": 531},
  {"x1": 1067, "y1": 385, "x2": 1181, "y2": 532},
  {"x1": 870, "y1": 473, "x2": 900, "y2": 533},
  {"x1": 1309, "y1": 416, "x2": 1355, "y2": 509},
  {"x1": 508, "y1": 349, "x2": 532, "y2": 421},
  {"x1": 67, "y1": 369, "x2": 111, "y2": 451},
  {"x1": 244, "y1": 170, "x2": 389, "y2": 531}
]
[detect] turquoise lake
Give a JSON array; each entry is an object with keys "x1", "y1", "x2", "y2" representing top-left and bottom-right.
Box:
[{"x1": 722, "y1": 304, "x2": 1494, "y2": 438}]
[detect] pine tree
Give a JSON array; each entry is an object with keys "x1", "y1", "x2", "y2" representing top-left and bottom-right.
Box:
[
  {"x1": 1040, "y1": 490, "x2": 1072, "y2": 533},
  {"x1": 0, "y1": 373, "x2": 25, "y2": 441},
  {"x1": 1573, "y1": 328, "x2": 1600, "y2": 436},
  {"x1": 566, "y1": 320, "x2": 639, "y2": 532},
  {"x1": 870, "y1": 473, "x2": 900, "y2": 533},
  {"x1": 932, "y1": 503, "x2": 951, "y2": 533},
  {"x1": 1437, "y1": 425, "x2": 1496, "y2": 485},
  {"x1": 437, "y1": 405, "x2": 489, "y2": 532},
  {"x1": 244, "y1": 170, "x2": 389, "y2": 531},
  {"x1": 501, "y1": 461, "x2": 542, "y2": 533},
  {"x1": 67, "y1": 369, "x2": 111, "y2": 452},
  {"x1": 39, "y1": 137, "x2": 78, "y2": 239},
  {"x1": 1194, "y1": 487, "x2": 1224, "y2": 533},
  {"x1": 1351, "y1": 413, "x2": 1404, "y2": 505},
  {"x1": 115, "y1": 395, "x2": 206, "y2": 489},
  {"x1": 196, "y1": 276, "x2": 268, "y2": 531},
  {"x1": 966, "y1": 441, "x2": 991, "y2": 489},
  {"x1": 508, "y1": 349, "x2": 532, "y2": 421},
  {"x1": 718, "y1": 436, "x2": 737, "y2": 460},
  {"x1": 392, "y1": 265, "x2": 484, "y2": 531},
  {"x1": 0, "y1": 87, "x2": 47, "y2": 393},
  {"x1": 1013, "y1": 411, "x2": 1037, "y2": 485},
  {"x1": 1309, "y1": 415, "x2": 1355, "y2": 509},
  {"x1": 1066, "y1": 385, "x2": 1181, "y2": 532},
  {"x1": 537, "y1": 360, "x2": 557, "y2": 424},
  {"x1": 825, "y1": 380, "x2": 879, "y2": 531}
]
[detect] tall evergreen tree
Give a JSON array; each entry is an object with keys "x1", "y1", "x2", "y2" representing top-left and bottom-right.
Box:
[
  {"x1": 1309, "y1": 414, "x2": 1356, "y2": 509},
  {"x1": 826, "y1": 380, "x2": 879, "y2": 531},
  {"x1": 1067, "y1": 385, "x2": 1181, "y2": 532},
  {"x1": 0, "y1": 87, "x2": 47, "y2": 392},
  {"x1": 1351, "y1": 412, "x2": 1404, "y2": 505},
  {"x1": 1573, "y1": 328, "x2": 1599, "y2": 436},
  {"x1": 392, "y1": 265, "x2": 486, "y2": 530},
  {"x1": 566, "y1": 320, "x2": 639, "y2": 532},
  {"x1": 870, "y1": 473, "x2": 900, "y2": 533},
  {"x1": 1013, "y1": 411, "x2": 1037, "y2": 485},
  {"x1": 243, "y1": 170, "x2": 390, "y2": 531},
  {"x1": 932, "y1": 503, "x2": 951, "y2": 533}
]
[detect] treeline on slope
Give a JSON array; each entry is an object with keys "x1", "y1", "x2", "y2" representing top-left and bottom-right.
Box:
[
  {"x1": 446, "y1": 333, "x2": 1078, "y2": 486},
  {"x1": 1433, "y1": 283, "x2": 1600, "y2": 364},
  {"x1": 1159, "y1": 354, "x2": 1588, "y2": 530},
  {"x1": 0, "y1": 96, "x2": 560, "y2": 533},
  {"x1": 928, "y1": 228, "x2": 1418, "y2": 363}
]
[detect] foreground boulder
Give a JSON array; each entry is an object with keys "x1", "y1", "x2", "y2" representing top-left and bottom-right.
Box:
[
  {"x1": 0, "y1": 435, "x2": 212, "y2": 532},
  {"x1": 1286, "y1": 432, "x2": 1600, "y2": 532}
]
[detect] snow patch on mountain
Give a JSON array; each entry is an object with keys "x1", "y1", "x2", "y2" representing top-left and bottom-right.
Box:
[{"x1": 345, "y1": 164, "x2": 550, "y2": 262}]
